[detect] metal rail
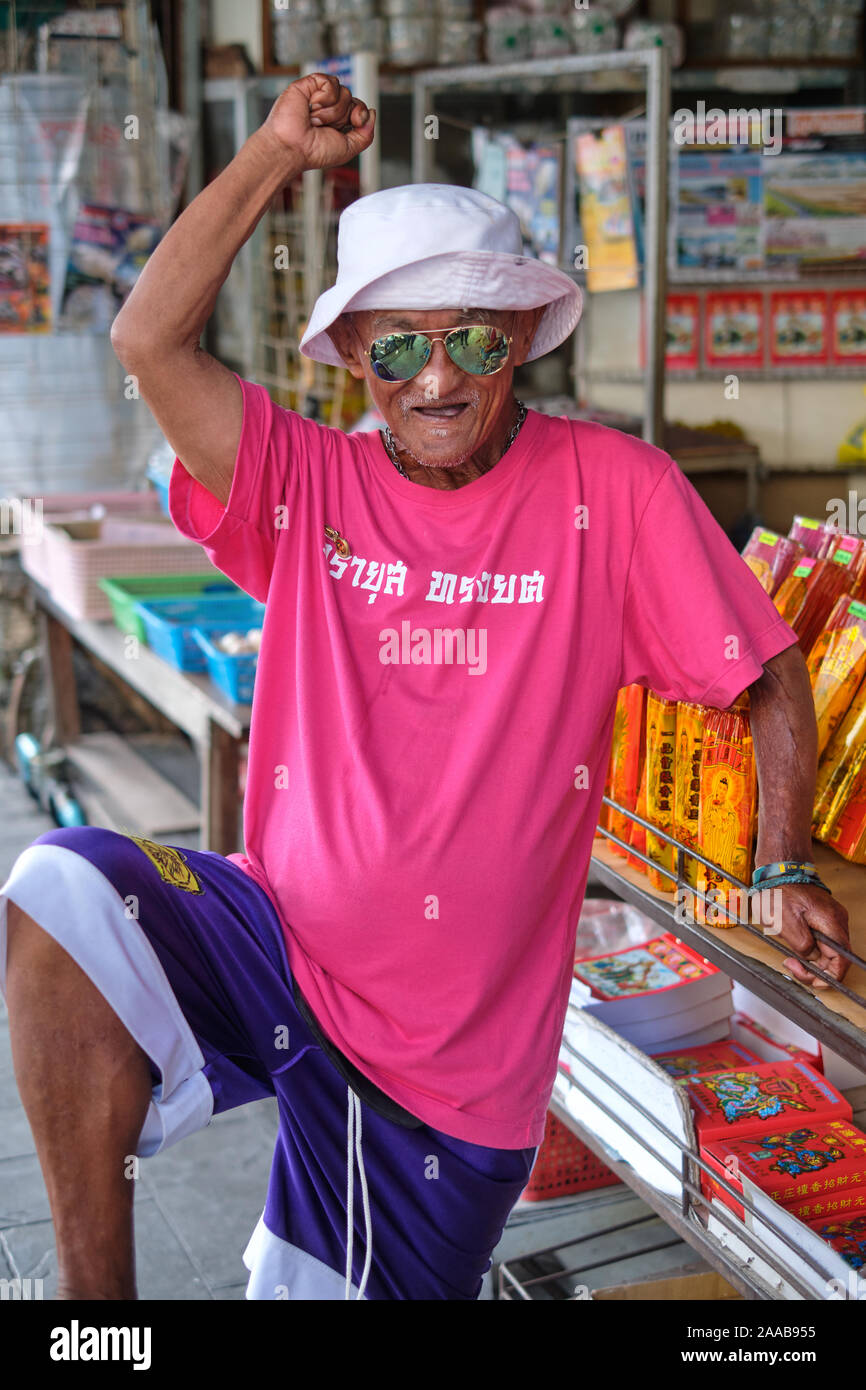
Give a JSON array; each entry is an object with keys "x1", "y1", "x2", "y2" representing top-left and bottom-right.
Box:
[
  {"x1": 555, "y1": 1036, "x2": 857, "y2": 1300},
  {"x1": 498, "y1": 1211, "x2": 683, "y2": 1300},
  {"x1": 590, "y1": 795, "x2": 866, "y2": 1071}
]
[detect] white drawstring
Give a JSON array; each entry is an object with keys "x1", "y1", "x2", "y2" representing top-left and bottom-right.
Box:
[{"x1": 345, "y1": 1086, "x2": 373, "y2": 1300}]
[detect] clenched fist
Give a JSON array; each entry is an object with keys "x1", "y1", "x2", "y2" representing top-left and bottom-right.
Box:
[{"x1": 262, "y1": 72, "x2": 376, "y2": 172}]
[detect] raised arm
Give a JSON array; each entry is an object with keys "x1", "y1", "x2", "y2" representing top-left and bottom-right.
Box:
[
  {"x1": 110, "y1": 74, "x2": 375, "y2": 507},
  {"x1": 748, "y1": 642, "x2": 851, "y2": 986}
]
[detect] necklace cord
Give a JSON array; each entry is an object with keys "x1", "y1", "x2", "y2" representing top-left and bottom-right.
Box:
[{"x1": 381, "y1": 401, "x2": 527, "y2": 480}]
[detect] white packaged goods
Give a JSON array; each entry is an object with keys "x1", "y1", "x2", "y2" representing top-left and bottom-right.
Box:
[
  {"x1": 437, "y1": 18, "x2": 482, "y2": 63},
  {"x1": 570, "y1": 9, "x2": 618, "y2": 53},
  {"x1": 529, "y1": 14, "x2": 573, "y2": 57},
  {"x1": 819, "y1": 12, "x2": 861, "y2": 56},
  {"x1": 382, "y1": 0, "x2": 425, "y2": 14},
  {"x1": 522, "y1": 0, "x2": 569, "y2": 13},
  {"x1": 273, "y1": 19, "x2": 326, "y2": 63},
  {"x1": 484, "y1": 8, "x2": 532, "y2": 62},
  {"x1": 323, "y1": 0, "x2": 376, "y2": 17},
  {"x1": 587, "y1": 0, "x2": 635, "y2": 15},
  {"x1": 333, "y1": 16, "x2": 384, "y2": 50},
  {"x1": 275, "y1": 0, "x2": 320, "y2": 16},
  {"x1": 622, "y1": 19, "x2": 685, "y2": 67},
  {"x1": 386, "y1": 16, "x2": 437, "y2": 64},
  {"x1": 719, "y1": 13, "x2": 769, "y2": 60}
]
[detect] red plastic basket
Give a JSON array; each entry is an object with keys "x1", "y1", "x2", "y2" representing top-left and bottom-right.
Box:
[{"x1": 521, "y1": 1111, "x2": 621, "y2": 1202}]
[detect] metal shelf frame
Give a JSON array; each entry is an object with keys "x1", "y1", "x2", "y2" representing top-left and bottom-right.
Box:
[
  {"x1": 547, "y1": 1079, "x2": 856, "y2": 1301},
  {"x1": 410, "y1": 47, "x2": 671, "y2": 449},
  {"x1": 592, "y1": 796, "x2": 866, "y2": 1071},
  {"x1": 506, "y1": 797, "x2": 866, "y2": 1300}
]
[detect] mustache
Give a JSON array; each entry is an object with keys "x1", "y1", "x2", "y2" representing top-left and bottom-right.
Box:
[{"x1": 398, "y1": 389, "x2": 481, "y2": 413}]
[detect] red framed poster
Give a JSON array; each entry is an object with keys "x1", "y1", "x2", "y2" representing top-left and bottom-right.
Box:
[
  {"x1": 769, "y1": 290, "x2": 829, "y2": 366},
  {"x1": 665, "y1": 293, "x2": 700, "y2": 371},
  {"x1": 639, "y1": 292, "x2": 701, "y2": 370},
  {"x1": 704, "y1": 291, "x2": 764, "y2": 370},
  {"x1": 0, "y1": 223, "x2": 50, "y2": 333},
  {"x1": 830, "y1": 289, "x2": 866, "y2": 366}
]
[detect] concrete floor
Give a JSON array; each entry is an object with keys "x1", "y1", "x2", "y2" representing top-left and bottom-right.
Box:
[{"x1": 0, "y1": 761, "x2": 699, "y2": 1301}]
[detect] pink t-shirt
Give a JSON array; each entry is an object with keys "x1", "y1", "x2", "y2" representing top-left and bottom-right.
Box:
[{"x1": 169, "y1": 378, "x2": 797, "y2": 1149}]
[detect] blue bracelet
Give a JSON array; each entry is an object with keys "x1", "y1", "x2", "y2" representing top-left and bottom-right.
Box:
[
  {"x1": 753, "y1": 861, "x2": 818, "y2": 885},
  {"x1": 747, "y1": 873, "x2": 831, "y2": 896}
]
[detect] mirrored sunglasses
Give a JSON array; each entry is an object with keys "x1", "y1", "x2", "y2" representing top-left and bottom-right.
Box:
[{"x1": 366, "y1": 325, "x2": 511, "y2": 382}]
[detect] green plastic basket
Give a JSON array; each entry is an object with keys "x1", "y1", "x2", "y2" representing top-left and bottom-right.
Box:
[{"x1": 98, "y1": 573, "x2": 239, "y2": 641}]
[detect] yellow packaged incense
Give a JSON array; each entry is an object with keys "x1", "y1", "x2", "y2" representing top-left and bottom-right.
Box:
[
  {"x1": 805, "y1": 593, "x2": 856, "y2": 686},
  {"x1": 696, "y1": 706, "x2": 757, "y2": 926},
  {"x1": 811, "y1": 597, "x2": 866, "y2": 756},
  {"x1": 824, "y1": 762, "x2": 866, "y2": 863},
  {"x1": 813, "y1": 676, "x2": 866, "y2": 833},
  {"x1": 645, "y1": 691, "x2": 678, "y2": 892},
  {"x1": 625, "y1": 741, "x2": 648, "y2": 874},
  {"x1": 674, "y1": 702, "x2": 706, "y2": 888},
  {"x1": 607, "y1": 684, "x2": 646, "y2": 857},
  {"x1": 595, "y1": 755, "x2": 612, "y2": 840},
  {"x1": 772, "y1": 557, "x2": 818, "y2": 628}
]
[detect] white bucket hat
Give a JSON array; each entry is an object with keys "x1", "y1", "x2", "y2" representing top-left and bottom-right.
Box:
[{"x1": 299, "y1": 183, "x2": 582, "y2": 368}]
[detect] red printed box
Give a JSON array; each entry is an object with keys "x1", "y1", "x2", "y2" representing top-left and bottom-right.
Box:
[
  {"x1": 687, "y1": 1061, "x2": 851, "y2": 1147},
  {"x1": 805, "y1": 1210, "x2": 866, "y2": 1271},
  {"x1": 650, "y1": 1039, "x2": 761, "y2": 1082},
  {"x1": 702, "y1": 1117, "x2": 866, "y2": 1220}
]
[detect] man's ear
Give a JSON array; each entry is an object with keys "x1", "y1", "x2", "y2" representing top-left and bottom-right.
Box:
[{"x1": 326, "y1": 314, "x2": 366, "y2": 381}]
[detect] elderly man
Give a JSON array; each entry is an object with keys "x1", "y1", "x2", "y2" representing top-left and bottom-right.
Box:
[{"x1": 1, "y1": 75, "x2": 850, "y2": 1302}]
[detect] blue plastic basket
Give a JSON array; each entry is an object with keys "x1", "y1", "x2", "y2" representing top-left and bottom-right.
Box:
[
  {"x1": 134, "y1": 595, "x2": 265, "y2": 672},
  {"x1": 192, "y1": 623, "x2": 260, "y2": 703},
  {"x1": 148, "y1": 473, "x2": 171, "y2": 515}
]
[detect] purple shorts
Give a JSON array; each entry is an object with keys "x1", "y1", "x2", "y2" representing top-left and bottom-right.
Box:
[{"x1": 0, "y1": 826, "x2": 535, "y2": 1300}]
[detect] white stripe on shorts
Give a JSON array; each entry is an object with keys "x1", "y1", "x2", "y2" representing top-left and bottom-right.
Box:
[
  {"x1": 0, "y1": 843, "x2": 213, "y2": 1157},
  {"x1": 243, "y1": 1214, "x2": 367, "y2": 1300}
]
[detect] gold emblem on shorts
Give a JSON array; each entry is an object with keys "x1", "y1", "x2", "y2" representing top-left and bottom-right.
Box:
[{"x1": 127, "y1": 836, "x2": 204, "y2": 894}]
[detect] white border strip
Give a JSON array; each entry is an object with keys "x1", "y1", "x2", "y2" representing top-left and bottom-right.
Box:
[{"x1": 0, "y1": 844, "x2": 213, "y2": 1157}]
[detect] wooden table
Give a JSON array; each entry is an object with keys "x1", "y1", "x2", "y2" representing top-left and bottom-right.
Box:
[{"x1": 31, "y1": 580, "x2": 252, "y2": 856}]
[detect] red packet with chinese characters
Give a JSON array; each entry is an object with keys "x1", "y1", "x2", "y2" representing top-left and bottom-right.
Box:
[
  {"x1": 701, "y1": 1117, "x2": 866, "y2": 1221},
  {"x1": 687, "y1": 1062, "x2": 851, "y2": 1147}
]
